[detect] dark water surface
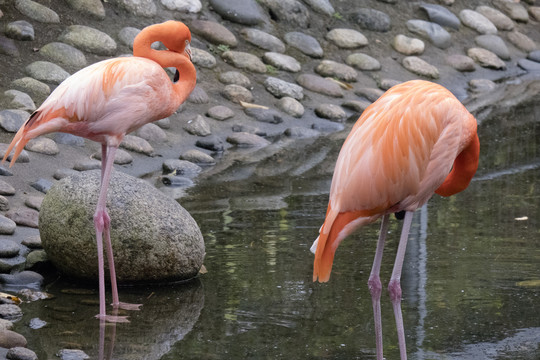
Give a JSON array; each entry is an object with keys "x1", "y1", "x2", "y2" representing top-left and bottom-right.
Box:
[{"x1": 14, "y1": 100, "x2": 540, "y2": 359}]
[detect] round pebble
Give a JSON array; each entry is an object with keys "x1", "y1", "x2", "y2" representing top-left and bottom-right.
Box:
[
  {"x1": 207, "y1": 105, "x2": 234, "y2": 121},
  {"x1": 0, "y1": 240, "x2": 20, "y2": 258},
  {"x1": 315, "y1": 104, "x2": 347, "y2": 121}
]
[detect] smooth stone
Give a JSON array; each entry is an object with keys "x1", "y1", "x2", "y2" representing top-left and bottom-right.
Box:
[
  {"x1": 311, "y1": 121, "x2": 344, "y2": 132},
  {"x1": 206, "y1": 105, "x2": 234, "y2": 121},
  {"x1": 25, "y1": 61, "x2": 69, "y2": 84},
  {"x1": 0, "y1": 319, "x2": 13, "y2": 331},
  {"x1": 419, "y1": 3, "x2": 460, "y2": 30},
  {"x1": 467, "y1": 48, "x2": 506, "y2": 69},
  {"x1": 160, "y1": 0, "x2": 201, "y2": 12},
  {"x1": 222, "y1": 84, "x2": 253, "y2": 104},
  {"x1": 350, "y1": 8, "x2": 391, "y2": 32},
  {"x1": 183, "y1": 115, "x2": 211, "y2": 136},
  {"x1": 191, "y1": 20, "x2": 237, "y2": 47},
  {"x1": 0, "y1": 240, "x2": 19, "y2": 258},
  {"x1": 401, "y1": 56, "x2": 439, "y2": 79},
  {"x1": 259, "y1": 0, "x2": 310, "y2": 27},
  {"x1": 277, "y1": 97, "x2": 304, "y2": 118},
  {"x1": 345, "y1": 53, "x2": 381, "y2": 71},
  {"x1": 53, "y1": 133, "x2": 85, "y2": 146},
  {"x1": 315, "y1": 104, "x2": 347, "y2": 121},
  {"x1": 10, "y1": 77, "x2": 50, "y2": 103},
  {"x1": 284, "y1": 127, "x2": 320, "y2": 138},
  {"x1": 209, "y1": 0, "x2": 267, "y2": 25},
  {"x1": 0, "y1": 256, "x2": 26, "y2": 273},
  {"x1": 0, "y1": 110, "x2": 29, "y2": 133},
  {"x1": 14, "y1": 0, "x2": 60, "y2": 23},
  {"x1": 118, "y1": 27, "x2": 140, "y2": 50},
  {"x1": 264, "y1": 77, "x2": 304, "y2": 100},
  {"x1": 59, "y1": 25, "x2": 117, "y2": 56},
  {"x1": 0, "y1": 180, "x2": 16, "y2": 196},
  {"x1": 22, "y1": 235, "x2": 42, "y2": 249},
  {"x1": 406, "y1": 20, "x2": 451, "y2": 49},
  {"x1": 0, "y1": 145, "x2": 30, "y2": 165},
  {"x1": 475, "y1": 34, "x2": 510, "y2": 60},
  {"x1": 57, "y1": 349, "x2": 90, "y2": 360},
  {"x1": 0, "y1": 196, "x2": 9, "y2": 212},
  {"x1": 355, "y1": 87, "x2": 384, "y2": 102},
  {"x1": 296, "y1": 74, "x2": 343, "y2": 97},
  {"x1": 262, "y1": 52, "x2": 301, "y2": 73},
  {"x1": 109, "y1": 0, "x2": 156, "y2": 17},
  {"x1": 65, "y1": 0, "x2": 106, "y2": 19},
  {"x1": 315, "y1": 60, "x2": 357, "y2": 82},
  {"x1": 23, "y1": 196, "x2": 42, "y2": 211},
  {"x1": 219, "y1": 71, "x2": 251, "y2": 87},
  {"x1": 162, "y1": 159, "x2": 202, "y2": 178},
  {"x1": 0, "y1": 271, "x2": 43, "y2": 288},
  {"x1": 180, "y1": 149, "x2": 215, "y2": 165},
  {"x1": 135, "y1": 123, "x2": 167, "y2": 143},
  {"x1": 196, "y1": 135, "x2": 225, "y2": 152},
  {"x1": 493, "y1": 0, "x2": 529, "y2": 22},
  {"x1": 529, "y1": 7, "x2": 540, "y2": 22},
  {"x1": 342, "y1": 99, "x2": 371, "y2": 113},
  {"x1": 0, "y1": 167, "x2": 14, "y2": 176},
  {"x1": 459, "y1": 9, "x2": 497, "y2": 34},
  {"x1": 6, "y1": 346, "x2": 38, "y2": 360},
  {"x1": 392, "y1": 34, "x2": 424, "y2": 55},
  {"x1": 518, "y1": 58, "x2": 540, "y2": 71},
  {"x1": 4, "y1": 90, "x2": 36, "y2": 112},
  {"x1": 231, "y1": 124, "x2": 266, "y2": 136},
  {"x1": 25, "y1": 137, "x2": 59, "y2": 155},
  {"x1": 40, "y1": 42, "x2": 87, "y2": 68},
  {"x1": 226, "y1": 132, "x2": 270, "y2": 147},
  {"x1": 5, "y1": 21, "x2": 34, "y2": 41},
  {"x1": 221, "y1": 51, "x2": 266, "y2": 73},
  {"x1": 240, "y1": 29, "x2": 285, "y2": 52},
  {"x1": 92, "y1": 148, "x2": 132, "y2": 165},
  {"x1": 476, "y1": 6, "x2": 514, "y2": 31},
  {"x1": 187, "y1": 86, "x2": 209, "y2": 104},
  {"x1": 326, "y1": 28, "x2": 368, "y2": 49},
  {"x1": 31, "y1": 178, "x2": 53, "y2": 194},
  {"x1": 446, "y1": 54, "x2": 476, "y2": 72},
  {"x1": 120, "y1": 135, "x2": 154, "y2": 155},
  {"x1": 40, "y1": 170, "x2": 205, "y2": 282},
  {"x1": 191, "y1": 48, "x2": 216, "y2": 69},
  {"x1": 469, "y1": 78, "x2": 497, "y2": 93},
  {"x1": 72, "y1": 159, "x2": 101, "y2": 171},
  {"x1": 0, "y1": 330, "x2": 26, "y2": 348},
  {"x1": 5, "y1": 208, "x2": 39, "y2": 228},
  {"x1": 53, "y1": 168, "x2": 80, "y2": 180},
  {"x1": 507, "y1": 31, "x2": 537, "y2": 53},
  {"x1": 284, "y1": 32, "x2": 323, "y2": 58},
  {"x1": 0, "y1": 36, "x2": 19, "y2": 57},
  {"x1": 244, "y1": 108, "x2": 283, "y2": 124}
]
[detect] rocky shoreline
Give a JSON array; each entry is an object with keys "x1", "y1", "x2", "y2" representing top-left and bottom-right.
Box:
[{"x1": 0, "y1": 0, "x2": 539, "y2": 358}]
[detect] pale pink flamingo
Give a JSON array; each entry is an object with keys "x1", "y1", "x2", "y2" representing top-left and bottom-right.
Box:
[
  {"x1": 2, "y1": 20, "x2": 197, "y2": 322},
  {"x1": 311, "y1": 80, "x2": 480, "y2": 359}
]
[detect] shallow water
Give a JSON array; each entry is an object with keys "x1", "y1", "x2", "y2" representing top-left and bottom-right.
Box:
[{"x1": 12, "y1": 100, "x2": 540, "y2": 359}]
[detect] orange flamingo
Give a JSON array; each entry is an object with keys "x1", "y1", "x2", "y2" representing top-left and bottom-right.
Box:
[
  {"x1": 2, "y1": 21, "x2": 197, "y2": 322},
  {"x1": 311, "y1": 80, "x2": 479, "y2": 359}
]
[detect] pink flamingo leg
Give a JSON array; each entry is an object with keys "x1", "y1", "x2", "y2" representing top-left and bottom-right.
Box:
[
  {"x1": 388, "y1": 210, "x2": 413, "y2": 360},
  {"x1": 368, "y1": 214, "x2": 390, "y2": 360}
]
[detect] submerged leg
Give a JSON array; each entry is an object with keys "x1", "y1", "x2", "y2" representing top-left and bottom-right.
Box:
[
  {"x1": 368, "y1": 214, "x2": 390, "y2": 360},
  {"x1": 388, "y1": 210, "x2": 414, "y2": 360}
]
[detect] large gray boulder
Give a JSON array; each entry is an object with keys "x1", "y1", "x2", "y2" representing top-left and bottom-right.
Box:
[{"x1": 39, "y1": 170, "x2": 205, "y2": 283}]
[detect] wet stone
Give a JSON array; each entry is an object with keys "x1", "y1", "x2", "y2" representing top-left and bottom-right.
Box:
[
  {"x1": 261, "y1": 0, "x2": 310, "y2": 27},
  {"x1": 0, "y1": 305, "x2": 23, "y2": 322},
  {"x1": 326, "y1": 28, "x2": 368, "y2": 49},
  {"x1": 264, "y1": 77, "x2": 304, "y2": 100},
  {"x1": 277, "y1": 97, "x2": 304, "y2": 118},
  {"x1": 475, "y1": 34, "x2": 510, "y2": 60},
  {"x1": 262, "y1": 52, "x2": 301, "y2": 73},
  {"x1": 0, "y1": 180, "x2": 16, "y2": 196},
  {"x1": 296, "y1": 74, "x2": 344, "y2": 97},
  {"x1": 493, "y1": 0, "x2": 528, "y2": 22},
  {"x1": 40, "y1": 42, "x2": 87, "y2": 68},
  {"x1": 240, "y1": 28, "x2": 285, "y2": 52},
  {"x1": 14, "y1": 0, "x2": 60, "y2": 23},
  {"x1": 446, "y1": 54, "x2": 476, "y2": 72},
  {"x1": 6, "y1": 208, "x2": 39, "y2": 228},
  {"x1": 10, "y1": 77, "x2": 50, "y2": 104},
  {"x1": 0, "y1": 271, "x2": 44, "y2": 288},
  {"x1": 476, "y1": 6, "x2": 514, "y2": 31},
  {"x1": 221, "y1": 51, "x2": 266, "y2": 73},
  {"x1": 284, "y1": 32, "x2": 323, "y2": 58},
  {"x1": 22, "y1": 235, "x2": 42, "y2": 249},
  {"x1": 0, "y1": 196, "x2": 9, "y2": 212},
  {"x1": 59, "y1": 25, "x2": 117, "y2": 56},
  {"x1": 191, "y1": 20, "x2": 237, "y2": 47},
  {"x1": 0, "y1": 110, "x2": 30, "y2": 133},
  {"x1": 0, "y1": 329, "x2": 26, "y2": 348},
  {"x1": 0, "y1": 36, "x2": 19, "y2": 57},
  {"x1": 72, "y1": 159, "x2": 100, "y2": 171},
  {"x1": 219, "y1": 71, "x2": 251, "y2": 87},
  {"x1": 120, "y1": 135, "x2": 154, "y2": 155},
  {"x1": 93, "y1": 148, "x2": 132, "y2": 165},
  {"x1": 244, "y1": 108, "x2": 283, "y2": 124},
  {"x1": 469, "y1": 78, "x2": 497, "y2": 93},
  {"x1": 160, "y1": 0, "x2": 202, "y2": 13},
  {"x1": 392, "y1": 34, "x2": 424, "y2": 55},
  {"x1": 57, "y1": 349, "x2": 90, "y2": 360},
  {"x1": 232, "y1": 124, "x2": 265, "y2": 136},
  {"x1": 209, "y1": 0, "x2": 267, "y2": 25},
  {"x1": 191, "y1": 48, "x2": 216, "y2": 69},
  {"x1": 0, "y1": 240, "x2": 19, "y2": 258},
  {"x1": 31, "y1": 178, "x2": 53, "y2": 193},
  {"x1": 4, "y1": 90, "x2": 36, "y2": 112},
  {"x1": 346, "y1": 53, "x2": 381, "y2": 71},
  {"x1": 207, "y1": 105, "x2": 234, "y2": 121},
  {"x1": 53, "y1": 133, "x2": 85, "y2": 146},
  {"x1": 25, "y1": 137, "x2": 59, "y2": 155},
  {"x1": 136, "y1": 123, "x2": 167, "y2": 143},
  {"x1": 227, "y1": 132, "x2": 270, "y2": 147},
  {"x1": 467, "y1": 48, "x2": 506, "y2": 69},
  {"x1": 507, "y1": 31, "x2": 537, "y2": 53},
  {"x1": 315, "y1": 60, "x2": 357, "y2": 82},
  {"x1": 315, "y1": 104, "x2": 347, "y2": 121},
  {"x1": 180, "y1": 149, "x2": 216, "y2": 165},
  {"x1": 459, "y1": 9, "x2": 497, "y2": 35},
  {"x1": 350, "y1": 8, "x2": 391, "y2": 32},
  {"x1": 188, "y1": 86, "x2": 209, "y2": 104},
  {"x1": 0, "y1": 216, "x2": 16, "y2": 235},
  {"x1": 406, "y1": 20, "x2": 451, "y2": 49},
  {"x1": 196, "y1": 135, "x2": 225, "y2": 152},
  {"x1": 304, "y1": 0, "x2": 334, "y2": 16},
  {"x1": 518, "y1": 59, "x2": 540, "y2": 71},
  {"x1": 109, "y1": 0, "x2": 157, "y2": 16},
  {"x1": 183, "y1": 115, "x2": 211, "y2": 137},
  {"x1": 25, "y1": 61, "x2": 70, "y2": 85},
  {"x1": 222, "y1": 84, "x2": 253, "y2": 104},
  {"x1": 419, "y1": 3, "x2": 460, "y2": 30},
  {"x1": 6, "y1": 346, "x2": 38, "y2": 360},
  {"x1": 162, "y1": 159, "x2": 202, "y2": 178},
  {"x1": 284, "y1": 127, "x2": 320, "y2": 138},
  {"x1": 402, "y1": 56, "x2": 439, "y2": 79},
  {"x1": 65, "y1": 0, "x2": 105, "y2": 19},
  {"x1": 5, "y1": 21, "x2": 34, "y2": 41}
]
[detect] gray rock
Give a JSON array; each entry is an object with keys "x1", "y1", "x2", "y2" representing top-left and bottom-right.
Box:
[
  {"x1": 240, "y1": 28, "x2": 285, "y2": 53},
  {"x1": 231, "y1": 124, "x2": 265, "y2": 136},
  {"x1": 31, "y1": 178, "x2": 53, "y2": 193},
  {"x1": 10, "y1": 77, "x2": 50, "y2": 103},
  {"x1": 5, "y1": 21, "x2": 34, "y2": 41},
  {"x1": 24, "y1": 196, "x2": 43, "y2": 211},
  {"x1": 22, "y1": 235, "x2": 42, "y2": 249},
  {"x1": 284, "y1": 127, "x2": 320, "y2": 138},
  {"x1": 493, "y1": 0, "x2": 528, "y2": 22},
  {"x1": 40, "y1": 42, "x2": 87, "y2": 68},
  {"x1": 187, "y1": 86, "x2": 209, "y2": 104},
  {"x1": 6, "y1": 208, "x2": 39, "y2": 228},
  {"x1": 475, "y1": 34, "x2": 510, "y2": 60},
  {"x1": 446, "y1": 54, "x2": 476, "y2": 72},
  {"x1": 297, "y1": 74, "x2": 343, "y2": 97},
  {"x1": 355, "y1": 87, "x2": 384, "y2": 102},
  {"x1": 120, "y1": 135, "x2": 154, "y2": 155},
  {"x1": 109, "y1": 0, "x2": 156, "y2": 17},
  {"x1": 92, "y1": 148, "x2": 133, "y2": 165},
  {"x1": 406, "y1": 20, "x2": 451, "y2": 49},
  {"x1": 277, "y1": 97, "x2": 304, "y2": 118},
  {"x1": 65, "y1": 0, "x2": 106, "y2": 19},
  {"x1": 0, "y1": 196, "x2": 9, "y2": 212},
  {"x1": 476, "y1": 6, "x2": 514, "y2": 31},
  {"x1": 227, "y1": 132, "x2": 270, "y2": 147},
  {"x1": 4, "y1": 90, "x2": 36, "y2": 112},
  {"x1": 259, "y1": 0, "x2": 310, "y2": 27},
  {"x1": 191, "y1": 48, "x2": 216, "y2": 69},
  {"x1": 377, "y1": 78, "x2": 402, "y2": 91},
  {"x1": 6, "y1": 346, "x2": 37, "y2": 360},
  {"x1": 221, "y1": 51, "x2": 266, "y2": 73},
  {"x1": 209, "y1": 0, "x2": 267, "y2": 25},
  {"x1": 135, "y1": 123, "x2": 167, "y2": 143},
  {"x1": 0, "y1": 330, "x2": 26, "y2": 348},
  {"x1": 346, "y1": 53, "x2": 381, "y2": 71},
  {"x1": 342, "y1": 99, "x2": 372, "y2": 113},
  {"x1": 244, "y1": 108, "x2": 283, "y2": 124},
  {"x1": 0, "y1": 319, "x2": 13, "y2": 331},
  {"x1": 0, "y1": 143, "x2": 30, "y2": 164},
  {"x1": 459, "y1": 9, "x2": 497, "y2": 34},
  {"x1": 262, "y1": 52, "x2": 301, "y2": 73},
  {"x1": 160, "y1": 0, "x2": 201, "y2": 12},
  {"x1": 219, "y1": 71, "x2": 251, "y2": 87},
  {"x1": 315, "y1": 60, "x2": 357, "y2": 82},
  {"x1": 53, "y1": 133, "x2": 85, "y2": 146},
  {"x1": 304, "y1": 0, "x2": 334, "y2": 16},
  {"x1": 0, "y1": 240, "x2": 19, "y2": 257},
  {"x1": 59, "y1": 25, "x2": 117, "y2": 56},
  {"x1": 25, "y1": 61, "x2": 70, "y2": 85},
  {"x1": 206, "y1": 105, "x2": 235, "y2": 121},
  {"x1": 180, "y1": 149, "x2": 216, "y2": 165},
  {"x1": 53, "y1": 168, "x2": 80, "y2": 180},
  {"x1": 0, "y1": 215, "x2": 14, "y2": 236},
  {"x1": 326, "y1": 28, "x2": 368, "y2": 49},
  {"x1": 315, "y1": 104, "x2": 347, "y2": 121},
  {"x1": 419, "y1": 3, "x2": 460, "y2": 30},
  {"x1": 401, "y1": 56, "x2": 440, "y2": 78},
  {"x1": 118, "y1": 27, "x2": 140, "y2": 50},
  {"x1": 0, "y1": 271, "x2": 43, "y2": 288},
  {"x1": 0, "y1": 36, "x2": 19, "y2": 57},
  {"x1": 507, "y1": 31, "x2": 537, "y2": 52},
  {"x1": 57, "y1": 349, "x2": 90, "y2": 360},
  {"x1": 196, "y1": 135, "x2": 225, "y2": 152},
  {"x1": 392, "y1": 34, "x2": 424, "y2": 55},
  {"x1": 350, "y1": 8, "x2": 391, "y2": 32},
  {"x1": 467, "y1": 48, "x2": 506, "y2": 69},
  {"x1": 25, "y1": 137, "x2": 59, "y2": 155},
  {"x1": 191, "y1": 20, "x2": 237, "y2": 47},
  {"x1": 469, "y1": 78, "x2": 497, "y2": 93},
  {"x1": 518, "y1": 58, "x2": 540, "y2": 71},
  {"x1": 162, "y1": 159, "x2": 202, "y2": 177},
  {"x1": 264, "y1": 77, "x2": 304, "y2": 100},
  {"x1": 40, "y1": 170, "x2": 205, "y2": 282},
  {"x1": 183, "y1": 115, "x2": 212, "y2": 136},
  {"x1": 222, "y1": 84, "x2": 254, "y2": 104},
  {"x1": 0, "y1": 180, "x2": 16, "y2": 196},
  {"x1": 284, "y1": 32, "x2": 323, "y2": 58},
  {"x1": 529, "y1": 7, "x2": 540, "y2": 22},
  {"x1": 14, "y1": 0, "x2": 60, "y2": 23},
  {"x1": 73, "y1": 159, "x2": 101, "y2": 171}
]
